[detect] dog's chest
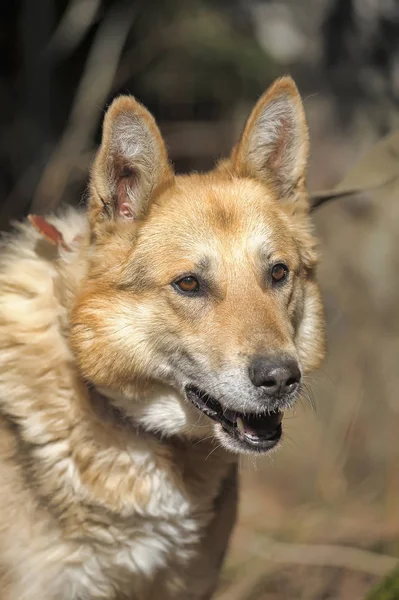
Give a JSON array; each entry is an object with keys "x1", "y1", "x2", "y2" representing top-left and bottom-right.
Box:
[
  {"x1": 65, "y1": 510, "x2": 201, "y2": 599},
  {"x1": 59, "y1": 442, "x2": 228, "y2": 600}
]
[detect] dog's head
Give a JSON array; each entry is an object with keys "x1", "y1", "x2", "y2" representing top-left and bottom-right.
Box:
[{"x1": 70, "y1": 77, "x2": 325, "y2": 454}]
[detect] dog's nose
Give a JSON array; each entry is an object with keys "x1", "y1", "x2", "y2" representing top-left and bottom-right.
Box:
[{"x1": 249, "y1": 356, "x2": 301, "y2": 396}]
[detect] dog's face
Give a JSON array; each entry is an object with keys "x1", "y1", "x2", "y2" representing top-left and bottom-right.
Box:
[{"x1": 71, "y1": 77, "x2": 325, "y2": 454}]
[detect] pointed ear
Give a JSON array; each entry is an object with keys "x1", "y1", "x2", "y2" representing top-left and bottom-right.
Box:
[
  {"x1": 232, "y1": 77, "x2": 309, "y2": 207},
  {"x1": 89, "y1": 95, "x2": 173, "y2": 232}
]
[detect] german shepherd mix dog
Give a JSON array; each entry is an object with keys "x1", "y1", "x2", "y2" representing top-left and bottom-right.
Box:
[{"x1": 0, "y1": 77, "x2": 325, "y2": 599}]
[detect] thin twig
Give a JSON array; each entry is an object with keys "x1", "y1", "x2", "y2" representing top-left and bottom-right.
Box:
[
  {"x1": 254, "y1": 538, "x2": 397, "y2": 577},
  {"x1": 45, "y1": 0, "x2": 101, "y2": 60},
  {"x1": 310, "y1": 174, "x2": 398, "y2": 211}
]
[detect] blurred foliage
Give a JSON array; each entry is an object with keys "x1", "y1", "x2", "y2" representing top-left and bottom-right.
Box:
[
  {"x1": 128, "y1": 0, "x2": 274, "y2": 111},
  {"x1": 0, "y1": 0, "x2": 275, "y2": 228},
  {"x1": 2, "y1": 0, "x2": 399, "y2": 226},
  {"x1": 323, "y1": 0, "x2": 399, "y2": 128},
  {"x1": 366, "y1": 568, "x2": 399, "y2": 600}
]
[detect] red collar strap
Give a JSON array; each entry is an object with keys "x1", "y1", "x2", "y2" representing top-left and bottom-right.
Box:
[{"x1": 28, "y1": 214, "x2": 72, "y2": 252}]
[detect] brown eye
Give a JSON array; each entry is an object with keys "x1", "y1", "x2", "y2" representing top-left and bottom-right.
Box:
[
  {"x1": 271, "y1": 263, "x2": 288, "y2": 283},
  {"x1": 174, "y1": 276, "x2": 200, "y2": 294}
]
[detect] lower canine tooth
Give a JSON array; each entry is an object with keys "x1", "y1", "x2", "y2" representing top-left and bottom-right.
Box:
[{"x1": 236, "y1": 417, "x2": 245, "y2": 433}]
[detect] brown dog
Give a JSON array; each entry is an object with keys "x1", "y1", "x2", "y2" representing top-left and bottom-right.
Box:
[{"x1": 0, "y1": 76, "x2": 325, "y2": 599}]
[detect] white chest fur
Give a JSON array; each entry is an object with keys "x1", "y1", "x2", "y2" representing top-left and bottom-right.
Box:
[
  {"x1": 63, "y1": 508, "x2": 203, "y2": 599},
  {"x1": 47, "y1": 434, "x2": 228, "y2": 600}
]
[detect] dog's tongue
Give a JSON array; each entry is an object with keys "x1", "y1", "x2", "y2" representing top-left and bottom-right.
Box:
[{"x1": 236, "y1": 416, "x2": 261, "y2": 438}]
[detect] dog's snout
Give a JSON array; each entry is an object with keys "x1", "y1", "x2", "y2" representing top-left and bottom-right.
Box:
[{"x1": 249, "y1": 356, "x2": 301, "y2": 396}]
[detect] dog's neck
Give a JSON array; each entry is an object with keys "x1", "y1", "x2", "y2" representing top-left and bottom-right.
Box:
[
  {"x1": 86, "y1": 383, "x2": 133, "y2": 427},
  {"x1": 74, "y1": 381, "x2": 235, "y2": 519},
  {"x1": 85, "y1": 382, "x2": 165, "y2": 443}
]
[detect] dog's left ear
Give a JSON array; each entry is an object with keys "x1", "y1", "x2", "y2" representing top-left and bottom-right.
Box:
[
  {"x1": 231, "y1": 76, "x2": 309, "y2": 208},
  {"x1": 89, "y1": 95, "x2": 173, "y2": 234}
]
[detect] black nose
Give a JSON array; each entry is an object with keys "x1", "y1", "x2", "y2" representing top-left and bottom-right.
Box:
[{"x1": 249, "y1": 356, "x2": 301, "y2": 396}]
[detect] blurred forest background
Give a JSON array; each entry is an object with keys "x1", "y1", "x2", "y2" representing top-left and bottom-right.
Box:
[{"x1": 1, "y1": 0, "x2": 399, "y2": 598}]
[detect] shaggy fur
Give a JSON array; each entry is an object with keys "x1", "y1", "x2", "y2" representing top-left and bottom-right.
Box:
[{"x1": 0, "y1": 77, "x2": 325, "y2": 599}]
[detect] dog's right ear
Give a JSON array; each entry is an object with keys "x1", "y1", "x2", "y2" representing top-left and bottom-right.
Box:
[
  {"x1": 230, "y1": 77, "x2": 309, "y2": 210},
  {"x1": 89, "y1": 96, "x2": 173, "y2": 234}
]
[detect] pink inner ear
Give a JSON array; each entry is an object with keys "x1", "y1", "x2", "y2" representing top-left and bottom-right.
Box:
[
  {"x1": 116, "y1": 170, "x2": 137, "y2": 220},
  {"x1": 119, "y1": 201, "x2": 136, "y2": 219}
]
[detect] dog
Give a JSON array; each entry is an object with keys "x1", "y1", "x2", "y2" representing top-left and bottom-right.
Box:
[{"x1": 0, "y1": 76, "x2": 325, "y2": 599}]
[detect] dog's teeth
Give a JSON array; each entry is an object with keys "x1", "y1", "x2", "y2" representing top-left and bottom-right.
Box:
[{"x1": 236, "y1": 417, "x2": 245, "y2": 433}]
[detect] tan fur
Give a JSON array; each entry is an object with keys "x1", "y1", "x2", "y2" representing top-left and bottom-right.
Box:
[{"x1": 0, "y1": 77, "x2": 325, "y2": 599}]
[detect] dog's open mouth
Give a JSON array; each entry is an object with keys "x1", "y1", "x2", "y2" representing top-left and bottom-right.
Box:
[{"x1": 185, "y1": 385, "x2": 282, "y2": 452}]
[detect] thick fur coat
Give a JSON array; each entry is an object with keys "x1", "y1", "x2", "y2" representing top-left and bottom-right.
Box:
[{"x1": 0, "y1": 77, "x2": 325, "y2": 599}]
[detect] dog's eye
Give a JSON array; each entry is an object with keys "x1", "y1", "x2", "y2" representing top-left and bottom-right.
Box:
[
  {"x1": 271, "y1": 263, "x2": 289, "y2": 283},
  {"x1": 174, "y1": 276, "x2": 200, "y2": 294}
]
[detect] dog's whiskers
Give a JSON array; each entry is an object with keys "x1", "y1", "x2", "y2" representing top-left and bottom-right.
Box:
[{"x1": 205, "y1": 442, "x2": 224, "y2": 461}]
